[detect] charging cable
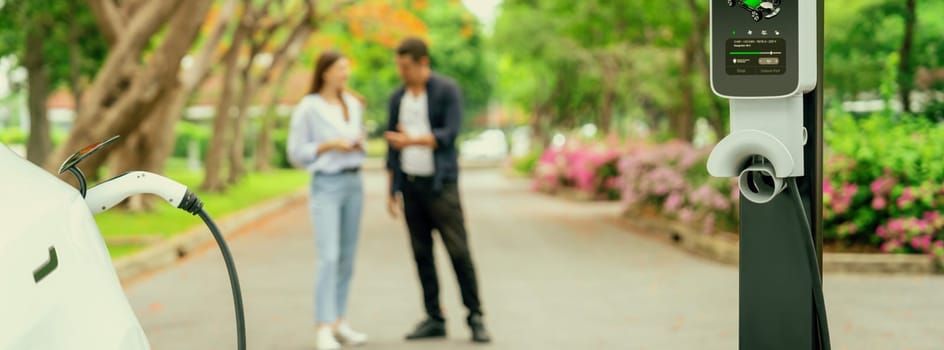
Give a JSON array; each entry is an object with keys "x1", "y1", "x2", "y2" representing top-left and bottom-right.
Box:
[
  {"x1": 787, "y1": 177, "x2": 831, "y2": 350},
  {"x1": 195, "y1": 207, "x2": 246, "y2": 350},
  {"x1": 85, "y1": 172, "x2": 246, "y2": 350}
]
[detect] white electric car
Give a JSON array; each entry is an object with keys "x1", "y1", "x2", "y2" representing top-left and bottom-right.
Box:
[{"x1": 0, "y1": 138, "x2": 244, "y2": 350}]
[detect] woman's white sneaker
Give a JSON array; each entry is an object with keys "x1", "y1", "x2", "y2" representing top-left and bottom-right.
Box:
[
  {"x1": 335, "y1": 322, "x2": 368, "y2": 346},
  {"x1": 316, "y1": 327, "x2": 341, "y2": 350}
]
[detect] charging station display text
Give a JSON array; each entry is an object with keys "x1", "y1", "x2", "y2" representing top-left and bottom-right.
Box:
[{"x1": 726, "y1": 38, "x2": 787, "y2": 75}]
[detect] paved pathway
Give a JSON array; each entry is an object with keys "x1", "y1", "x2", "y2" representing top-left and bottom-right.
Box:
[{"x1": 125, "y1": 169, "x2": 944, "y2": 350}]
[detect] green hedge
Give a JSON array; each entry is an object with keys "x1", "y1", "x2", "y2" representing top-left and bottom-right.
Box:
[
  {"x1": 172, "y1": 120, "x2": 292, "y2": 169},
  {"x1": 271, "y1": 128, "x2": 292, "y2": 169},
  {"x1": 172, "y1": 122, "x2": 211, "y2": 159},
  {"x1": 512, "y1": 148, "x2": 542, "y2": 175},
  {"x1": 0, "y1": 128, "x2": 66, "y2": 147},
  {"x1": 0, "y1": 128, "x2": 27, "y2": 145}
]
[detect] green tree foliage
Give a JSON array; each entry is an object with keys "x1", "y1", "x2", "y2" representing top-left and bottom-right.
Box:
[
  {"x1": 0, "y1": 0, "x2": 106, "y2": 164},
  {"x1": 824, "y1": 0, "x2": 943, "y2": 109},
  {"x1": 306, "y1": 0, "x2": 492, "y2": 135},
  {"x1": 492, "y1": 0, "x2": 724, "y2": 141},
  {"x1": 418, "y1": 1, "x2": 492, "y2": 123},
  {"x1": 495, "y1": 0, "x2": 944, "y2": 140},
  {"x1": 0, "y1": 0, "x2": 107, "y2": 92}
]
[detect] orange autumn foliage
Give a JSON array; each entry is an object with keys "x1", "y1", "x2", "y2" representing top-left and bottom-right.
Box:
[{"x1": 342, "y1": 1, "x2": 429, "y2": 48}]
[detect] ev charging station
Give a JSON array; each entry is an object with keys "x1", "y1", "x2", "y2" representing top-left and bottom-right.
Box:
[{"x1": 707, "y1": 0, "x2": 830, "y2": 349}]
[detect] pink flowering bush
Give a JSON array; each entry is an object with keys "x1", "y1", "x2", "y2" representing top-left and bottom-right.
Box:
[
  {"x1": 617, "y1": 140, "x2": 738, "y2": 234},
  {"x1": 532, "y1": 139, "x2": 621, "y2": 200},
  {"x1": 533, "y1": 147, "x2": 567, "y2": 192},
  {"x1": 824, "y1": 111, "x2": 944, "y2": 263},
  {"x1": 534, "y1": 138, "x2": 739, "y2": 233},
  {"x1": 532, "y1": 110, "x2": 944, "y2": 265}
]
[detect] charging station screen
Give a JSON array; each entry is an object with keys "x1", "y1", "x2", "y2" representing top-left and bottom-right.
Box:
[
  {"x1": 712, "y1": 0, "x2": 799, "y2": 97},
  {"x1": 727, "y1": 38, "x2": 786, "y2": 75}
]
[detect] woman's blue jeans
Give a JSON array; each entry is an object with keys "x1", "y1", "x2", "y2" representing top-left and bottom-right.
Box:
[{"x1": 309, "y1": 172, "x2": 363, "y2": 324}]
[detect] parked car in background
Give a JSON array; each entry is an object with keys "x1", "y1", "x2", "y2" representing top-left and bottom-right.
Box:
[{"x1": 460, "y1": 129, "x2": 508, "y2": 161}]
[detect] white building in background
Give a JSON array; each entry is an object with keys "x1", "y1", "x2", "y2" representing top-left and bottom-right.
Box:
[
  {"x1": 841, "y1": 91, "x2": 944, "y2": 114},
  {"x1": 0, "y1": 57, "x2": 12, "y2": 99},
  {"x1": 181, "y1": 104, "x2": 295, "y2": 122},
  {"x1": 0, "y1": 57, "x2": 22, "y2": 129}
]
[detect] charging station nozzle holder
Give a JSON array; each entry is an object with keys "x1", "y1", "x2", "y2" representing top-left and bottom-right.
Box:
[{"x1": 707, "y1": 96, "x2": 807, "y2": 203}]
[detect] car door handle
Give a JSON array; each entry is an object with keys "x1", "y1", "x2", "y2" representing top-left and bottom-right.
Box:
[{"x1": 33, "y1": 246, "x2": 58, "y2": 284}]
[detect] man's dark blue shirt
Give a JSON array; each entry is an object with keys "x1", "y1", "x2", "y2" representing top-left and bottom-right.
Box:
[{"x1": 385, "y1": 73, "x2": 463, "y2": 196}]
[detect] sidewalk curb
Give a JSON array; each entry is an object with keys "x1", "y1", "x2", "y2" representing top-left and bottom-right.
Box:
[
  {"x1": 113, "y1": 188, "x2": 308, "y2": 283},
  {"x1": 619, "y1": 213, "x2": 939, "y2": 275}
]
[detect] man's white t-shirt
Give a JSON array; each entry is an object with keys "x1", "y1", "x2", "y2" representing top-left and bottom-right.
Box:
[{"x1": 400, "y1": 91, "x2": 435, "y2": 176}]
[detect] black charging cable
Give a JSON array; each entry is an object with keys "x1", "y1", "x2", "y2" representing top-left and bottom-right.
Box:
[
  {"x1": 787, "y1": 177, "x2": 831, "y2": 350},
  {"x1": 179, "y1": 193, "x2": 247, "y2": 350},
  {"x1": 56, "y1": 136, "x2": 246, "y2": 349}
]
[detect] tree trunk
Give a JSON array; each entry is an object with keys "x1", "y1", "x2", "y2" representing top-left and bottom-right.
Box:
[
  {"x1": 137, "y1": 0, "x2": 237, "y2": 180},
  {"x1": 687, "y1": 0, "x2": 727, "y2": 139},
  {"x1": 99, "y1": 0, "x2": 234, "y2": 211},
  {"x1": 223, "y1": 0, "x2": 315, "y2": 183},
  {"x1": 45, "y1": 0, "x2": 211, "y2": 176},
  {"x1": 110, "y1": 84, "x2": 186, "y2": 211},
  {"x1": 87, "y1": 0, "x2": 124, "y2": 46},
  {"x1": 255, "y1": 67, "x2": 292, "y2": 172},
  {"x1": 68, "y1": 0, "x2": 84, "y2": 116},
  {"x1": 254, "y1": 17, "x2": 313, "y2": 172},
  {"x1": 203, "y1": 0, "x2": 290, "y2": 191},
  {"x1": 203, "y1": 26, "x2": 248, "y2": 192},
  {"x1": 25, "y1": 23, "x2": 52, "y2": 166},
  {"x1": 530, "y1": 103, "x2": 550, "y2": 147},
  {"x1": 705, "y1": 92, "x2": 727, "y2": 139},
  {"x1": 598, "y1": 54, "x2": 617, "y2": 135},
  {"x1": 254, "y1": 116, "x2": 276, "y2": 172},
  {"x1": 672, "y1": 33, "x2": 697, "y2": 143},
  {"x1": 600, "y1": 89, "x2": 614, "y2": 134},
  {"x1": 898, "y1": 0, "x2": 916, "y2": 113},
  {"x1": 227, "y1": 64, "x2": 255, "y2": 185}
]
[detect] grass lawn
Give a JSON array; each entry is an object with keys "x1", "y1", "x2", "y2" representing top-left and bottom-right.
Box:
[
  {"x1": 106, "y1": 244, "x2": 147, "y2": 259},
  {"x1": 366, "y1": 138, "x2": 387, "y2": 158},
  {"x1": 96, "y1": 158, "x2": 308, "y2": 258}
]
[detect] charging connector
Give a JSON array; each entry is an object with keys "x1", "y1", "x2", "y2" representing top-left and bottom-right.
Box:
[{"x1": 84, "y1": 172, "x2": 245, "y2": 350}]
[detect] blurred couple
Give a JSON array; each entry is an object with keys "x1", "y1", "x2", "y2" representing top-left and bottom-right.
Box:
[{"x1": 286, "y1": 37, "x2": 491, "y2": 349}]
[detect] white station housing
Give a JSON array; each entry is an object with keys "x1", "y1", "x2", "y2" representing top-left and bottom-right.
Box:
[{"x1": 707, "y1": 0, "x2": 818, "y2": 203}]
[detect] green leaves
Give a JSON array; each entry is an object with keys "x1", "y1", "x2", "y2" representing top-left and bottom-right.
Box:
[
  {"x1": 0, "y1": 0, "x2": 106, "y2": 91},
  {"x1": 826, "y1": 0, "x2": 944, "y2": 102},
  {"x1": 316, "y1": 0, "x2": 491, "y2": 133},
  {"x1": 491, "y1": 0, "x2": 723, "y2": 139},
  {"x1": 825, "y1": 111, "x2": 944, "y2": 250}
]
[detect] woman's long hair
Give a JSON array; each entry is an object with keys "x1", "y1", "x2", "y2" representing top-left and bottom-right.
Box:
[{"x1": 310, "y1": 50, "x2": 350, "y2": 121}]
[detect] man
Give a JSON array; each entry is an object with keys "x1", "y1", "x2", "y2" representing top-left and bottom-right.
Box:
[{"x1": 383, "y1": 37, "x2": 491, "y2": 344}]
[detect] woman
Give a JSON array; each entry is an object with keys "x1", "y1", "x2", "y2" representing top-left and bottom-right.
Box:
[{"x1": 287, "y1": 50, "x2": 368, "y2": 350}]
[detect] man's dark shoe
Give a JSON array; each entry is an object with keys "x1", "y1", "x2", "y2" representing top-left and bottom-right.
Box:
[
  {"x1": 405, "y1": 318, "x2": 446, "y2": 340},
  {"x1": 467, "y1": 314, "x2": 491, "y2": 343}
]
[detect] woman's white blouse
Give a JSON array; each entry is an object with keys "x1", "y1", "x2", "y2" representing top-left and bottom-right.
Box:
[{"x1": 286, "y1": 93, "x2": 365, "y2": 174}]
